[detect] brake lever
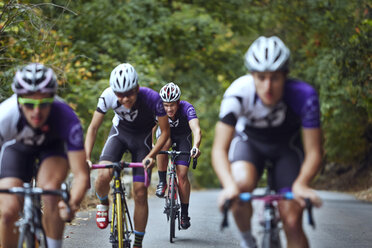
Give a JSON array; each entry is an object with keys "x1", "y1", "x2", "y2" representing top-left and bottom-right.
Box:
[
  {"x1": 305, "y1": 198, "x2": 315, "y2": 229},
  {"x1": 221, "y1": 200, "x2": 231, "y2": 230}
]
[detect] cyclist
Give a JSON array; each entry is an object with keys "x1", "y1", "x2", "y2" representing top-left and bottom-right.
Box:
[
  {"x1": 0, "y1": 63, "x2": 90, "y2": 248},
  {"x1": 212, "y1": 36, "x2": 323, "y2": 248},
  {"x1": 85, "y1": 63, "x2": 170, "y2": 248},
  {"x1": 154, "y1": 82, "x2": 202, "y2": 230}
]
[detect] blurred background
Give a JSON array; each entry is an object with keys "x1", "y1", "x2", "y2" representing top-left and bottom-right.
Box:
[{"x1": 0, "y1": 0, "x2": 371, "y2": 195}]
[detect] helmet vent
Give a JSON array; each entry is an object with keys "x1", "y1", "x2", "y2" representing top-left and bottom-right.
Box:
[
  {"x1": 274, "y1": 50, "x2": 282, "y2": 63},
  {"x1": 265, "y1": 48, "x2": 268, "y2": 60}
]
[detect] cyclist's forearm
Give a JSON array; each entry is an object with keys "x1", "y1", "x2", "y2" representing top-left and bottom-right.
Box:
[
  {"x1": 67, "y1": 150, "x2": 90, "y2": 209},
  {"x1": 85, "y1": 126, "x2": 98, "y2": 160},
  {"x1": 192, "y1": 128, "x2": 202, "y2": 148},
  {"x1": 295, "y1": 151, "x2": 322, "y2": 186},
  {"x1": 70, "y1": 173, "x2": 90, "y2": 208},
  {"x1": 212, "y1": 148, "x2": 236, "y2": 188},
  {"x1": 189, "y1": 119, "x2": 202, "y2": 148},
  {"x1": 149, "y1": 135, "x2": 168, "y2": 158}
]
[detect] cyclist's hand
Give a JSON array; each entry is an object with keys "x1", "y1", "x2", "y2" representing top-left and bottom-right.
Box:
[
  {"x1": 292, "y1": 182, "x2": 322, "y2": 208},
  {"x1": 142, "y1": 157, "x2": 155, "y2": 170},
  {"x1": 58, "y1": 200, "x2": 75, "y2": 222},
  {"x1": 218, "y1": 184, "x2": 240, "y2": 212},
  {"x1": 190, "y1": 147, "x2": 200, "y2": 158},
  {"x1": 86, "y1": 159, "x2": 92, "y2": 168}
]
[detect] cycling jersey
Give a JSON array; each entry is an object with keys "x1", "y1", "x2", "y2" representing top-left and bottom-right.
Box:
[
  {"x1": 156, "y1": 101, "x2": 197, "y2": 166},
  {"x1": 97, "y1": 86, "x2": 166, "y2": 182},
  {"x1": 219, "y1": 74, "x2": 320, "y2": 142},
  {"x1": 168, "y1": 101, "x2": 197, "y2": 136},
  {"x1": 97, "y1": 87, "x2": 166, "y2": 133},
  {"x1": 0, "y1": 94, "x2": 84, "y2": 181}
]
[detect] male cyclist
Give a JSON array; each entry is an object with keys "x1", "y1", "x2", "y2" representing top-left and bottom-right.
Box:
[
  {"x1": 0, "y1": 63, "x2": 90, "y2": 248},
  {"x1": 85, "y1": 63, "x2": 170, "y2": 248},
  {"x1": 154, "y1": 82, "x2": 202, "y2": 230},
  {"x1": 212, "y1": 36, "x2": 323, "y2": 248}
]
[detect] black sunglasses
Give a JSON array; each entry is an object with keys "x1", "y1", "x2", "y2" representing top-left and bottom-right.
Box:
[{"x1": 114, "y1": 88, "x2": 137, "y2": 98}]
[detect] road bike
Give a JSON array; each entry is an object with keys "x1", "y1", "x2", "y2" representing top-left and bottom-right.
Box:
[
  {"x1": 158, "y1": 150, "x2": 197, "y2": 243},
  {"x1": 221, "y1": 166, "x2": 315, "y2": 248},
  {"x1": 90, "y1": 161, "x2": 149, "y2": 248},
  {"x1": 0, "y1": 182, "x2": 70, "y2": 248}
]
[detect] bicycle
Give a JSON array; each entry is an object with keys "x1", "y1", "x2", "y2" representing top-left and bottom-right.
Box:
[
  {"x1": 158, "y1": 150, "x2": 197, "y2": 243},
  {"x1": 90, "y1": 161, "x2": 149, "y2": 248},
  {"x1": 0, "y1": 182, "x2": 70, "y2": 248},
  {"x1": 221, "y1": 166, "x2": 316, "y2": 248}
]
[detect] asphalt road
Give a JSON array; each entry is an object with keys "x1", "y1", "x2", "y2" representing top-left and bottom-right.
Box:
[{"x1": 63, "y1": 189, "x2": 372, "y2": 248}]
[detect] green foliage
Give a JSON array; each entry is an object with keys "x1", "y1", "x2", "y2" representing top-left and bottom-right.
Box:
[{"x1": 1, "y1": 0, "x2": 371, "y2": 188}]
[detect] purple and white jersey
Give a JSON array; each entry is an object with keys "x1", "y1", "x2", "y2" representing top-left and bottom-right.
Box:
[
  {"x1": 0, "y1": 94, "x2": 84, "y2": 150},
  {"x1": 97, "y1": 87, "x2": 166, "y2": 132},
  {"x1": 219, "y1": 74, "x2": 320, "y2": 141},
  {"x1": 168, "y1": 101, "x2": 197, "y2": 136}
]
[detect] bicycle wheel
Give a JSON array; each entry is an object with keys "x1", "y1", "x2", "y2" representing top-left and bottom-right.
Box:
[
  {"x1": 122, "y1": 197, "x2": 132, "y2": 248},
  {"x1": 110, "y1": 200, "x2": 118, "y2": 248},
  {"x1": 169, "y1": 175, "x2": 176, "y2": 243},
  {"x1": 115, "y1": 192, "x2": 124, "y2": 248},
  {"x1": 17, "y1": 224, "x2": 35, "y2": 248},
  {"x1": 262, "y1": 231, "x2": 281, "y2": 248}
]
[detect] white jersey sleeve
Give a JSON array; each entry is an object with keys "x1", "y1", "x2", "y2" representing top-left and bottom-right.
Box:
[
  {"x1": 96, "y1": 87, "x2": 119, "y2": 114},
  {"x1": 219, "y1": 75, "x2": 256, "y2": 126},
  {"x1": 0, "y1": 94, "x2": 21, "y2": 146}
]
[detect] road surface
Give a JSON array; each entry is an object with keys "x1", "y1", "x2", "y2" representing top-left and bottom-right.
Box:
[{"x1": 63, "y1": 189, "x2": 372, "y2": 248}]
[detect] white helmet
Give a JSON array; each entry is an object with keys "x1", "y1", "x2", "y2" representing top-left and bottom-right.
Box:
[
  {"x1": 12, "y1": 63, "x2": 57, "y2": 95},
  {"x1": 159, "y1": 82, "x2": 181, "y2": 102},
  {"x1": 244, "y1": 36, "x2": 290, "y2": 72},
  {"x1": 109, "y1": 63, "x2": 138, "y2": 93}
]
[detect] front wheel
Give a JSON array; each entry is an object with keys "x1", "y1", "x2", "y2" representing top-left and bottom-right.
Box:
[
  {"x1": 17, "y1": 225, "x2": 35, "y2": 248},
  {"x1": 262, "y1": 230, "x2": 281, "y2": 248},
  {"x1": 169, "y1": 176, "x2": 176, "y2": 243},
  {"x1": 115, "y1": 192, "x2": 124, "y2": 248}
]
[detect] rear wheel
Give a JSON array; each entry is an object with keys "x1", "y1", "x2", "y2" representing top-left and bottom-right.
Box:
[{"x1": 169, "y1": 175, "x2": 176, "y2": 243}]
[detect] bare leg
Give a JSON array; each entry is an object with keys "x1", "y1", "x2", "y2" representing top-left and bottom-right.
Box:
[
  {"x1": 37, "y1": 156, "x2": 68, "y2": 240},
  {"x1": 278, "y1": 201, "x2": 308, "y2": 248},
  {"x1": 0, "y1": 178, "x2": 23, "y2": 248},
  {"x1": 176, "y1": 165, "x2": 190, "y2": 204},
  {"x1": 231, "y1": 161, "x2": 258, "y2": 231},
  {"x1": 132, "y1": 182, "x2": 148, "y2": 233},
  {"x1": 94, "y1": 160, "x2": 113, "y2": 202}
]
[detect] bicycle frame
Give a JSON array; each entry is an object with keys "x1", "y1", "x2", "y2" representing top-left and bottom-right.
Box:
[
  {"x1": 91, "y1": 161, "x2": 148, "y2": 248},
  {"x1": 0, "y1": 182, "x2": 70, "y2": 248}
]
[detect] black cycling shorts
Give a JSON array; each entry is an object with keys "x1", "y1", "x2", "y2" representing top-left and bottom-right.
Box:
[
  {"x1": 171, "y1": 133, "x2": 192, "y2": 167},
  {"x1": 0, "y1": 140, "x2": 66, "y2": 182},
  {"x1": 100, "y1": 124, "x2": 152, "y2": 183},
  {"x1": 228, "y1": 131, "x2": 304, "y2": 192}
]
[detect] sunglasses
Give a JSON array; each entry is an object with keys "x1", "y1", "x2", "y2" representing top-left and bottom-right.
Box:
[
  {"x1": 18, "y1": 97, "x2": 54, "y2": 110},
  {"x1": 114, "y1": 89, "x2": 137, "y2": 98}
]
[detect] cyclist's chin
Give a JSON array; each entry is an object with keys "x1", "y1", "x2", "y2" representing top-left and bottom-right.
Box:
[
  {"x1": 122, "y1": 102, "x2": 134, "y2": 109},
  {"x1": 28, "y1": 116, "x2": 46, "y2": 129},
  {"x1": 261, "y1": 96, "x2": 280, "y2": 107}
]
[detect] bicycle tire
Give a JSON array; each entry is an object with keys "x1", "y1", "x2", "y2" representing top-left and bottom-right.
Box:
[
  {"x1": 122, "y1": 197, "x2": 131, "y2": 248},
  {"x1": 262, "y1": 231, "x2": 281, "y2": 248},
  {"x1": 115, "y1": 192, "x2": 124, "y2": 248},
  {"x1": 18, "y1": 224, "x2": 35, "y2": 248},
  {"x1": 110, "y1": 200, "x2": 118, "y2": 248},
  {"x1": 169, "y1": 175, "x2": 176, "y2": 243}
]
